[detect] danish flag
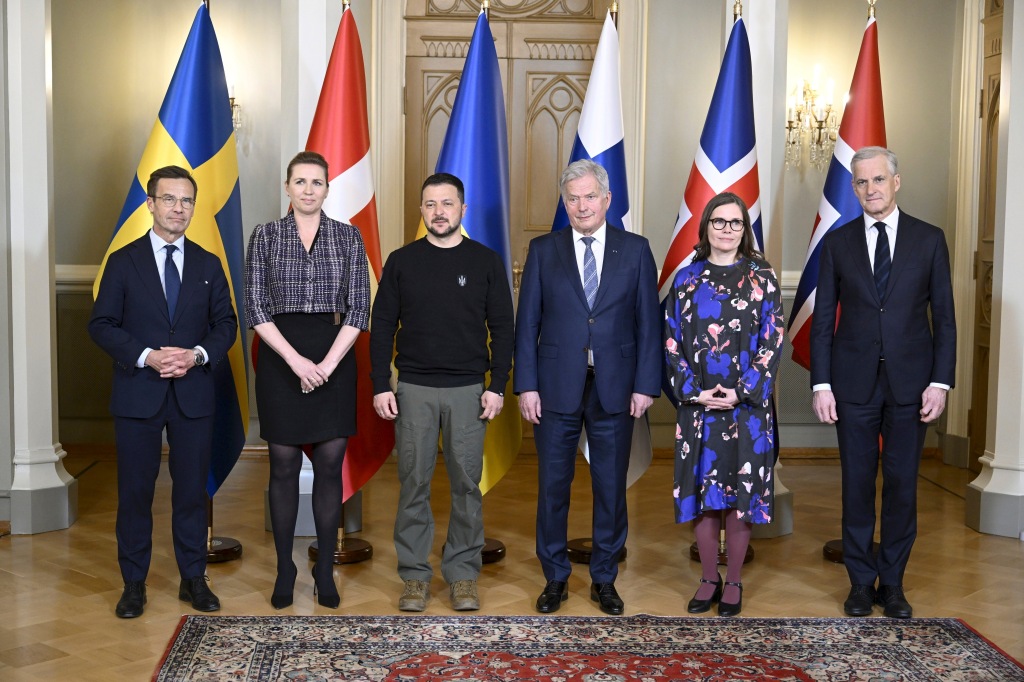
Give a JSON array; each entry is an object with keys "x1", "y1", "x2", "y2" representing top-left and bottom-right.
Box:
[
  {"x1": 789, "y1": 16, "x2": 886, "y2": 369},
  {"x1": 658, "y1": 17, "x2": 762, "y2": 300},
  {"x1": 306, "y1": 4, "x2": 394, "y2": 500}
]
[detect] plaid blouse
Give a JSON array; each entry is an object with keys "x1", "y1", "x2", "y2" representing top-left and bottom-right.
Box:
[{"x1": 245, "y1": 211, "x2": 370, "y2": 331}]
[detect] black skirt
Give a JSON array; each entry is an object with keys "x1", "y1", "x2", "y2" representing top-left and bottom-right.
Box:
[{"x1": 255, "y1": 313, "x2": 357, "y2": 445}]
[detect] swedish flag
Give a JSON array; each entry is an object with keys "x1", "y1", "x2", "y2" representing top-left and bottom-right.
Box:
[{"x1": 93, "y1": 4, "x2": 247, "y2": 497}]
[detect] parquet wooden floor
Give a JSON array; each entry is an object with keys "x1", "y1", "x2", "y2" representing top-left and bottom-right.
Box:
[{"x1": 0, "y1": 451, "x2": 1021, "y2": 680}]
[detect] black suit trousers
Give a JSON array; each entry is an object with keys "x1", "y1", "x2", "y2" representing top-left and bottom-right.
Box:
[
  {"x1": 835, "y1": 365, "x2": 928, "y2": 587},
  {"x1": 115, "y1": 383, "x2": 213, "y2": 583}
]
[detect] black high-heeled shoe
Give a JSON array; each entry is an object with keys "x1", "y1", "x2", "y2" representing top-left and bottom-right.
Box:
[
  {"x1": 687, "y1": 574, "x2": 723, "y2": 613},
  {"x1": 718, "y1": 581, "x2": 743, "y2": 617},
  {"x1": 312, "y1": 564, "x2": 340, "y2": 609},
  {"x1": 271, "y1": 562, "x2": 297, "y2": 609}
]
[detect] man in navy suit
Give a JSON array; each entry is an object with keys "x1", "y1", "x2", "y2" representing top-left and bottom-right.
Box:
[
  {"x1": 514, "y1": 159, "x2": 661, "y2": 615},
  {"x1": 89, "y1": 166, "x2": 237, "y2": 618},
  {"x1": 810, "y1": 147, "x2": 956, "y2": 618}
]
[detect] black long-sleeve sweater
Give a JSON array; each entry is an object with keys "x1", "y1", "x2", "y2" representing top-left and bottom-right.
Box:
[{"x1": 369, "y1": 237, "x2": 514, "y2": 394}]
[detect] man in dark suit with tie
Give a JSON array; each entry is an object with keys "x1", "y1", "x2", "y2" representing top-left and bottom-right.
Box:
[
  {"x1": 810, "y1": 146, "x2": 956, "y2": 618},
  {"x1": 89, "y1": 166, "x2": 237, "y2": 618},
  {"x1": 514, "y1": 159, "x2": 661, "y2": 615}
]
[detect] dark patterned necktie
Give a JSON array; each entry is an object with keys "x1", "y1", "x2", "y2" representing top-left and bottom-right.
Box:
[
  {"x1": 873, "y1": 222, "x2": 890, "y2": 300},
  {"x1": 581, "y1": 236, "x2": 597, "y2": 309},
  {"x1": 164, "y1": 244, "x2": 181, "y2": 319}
]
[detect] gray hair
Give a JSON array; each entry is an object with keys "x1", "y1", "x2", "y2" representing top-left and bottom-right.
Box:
[
  {"x1": 559, "y1": 159, "x2": 610, "y2": 200},
  {"x1": 851, "y1": 146, "x2": 898, "y2": 175}
]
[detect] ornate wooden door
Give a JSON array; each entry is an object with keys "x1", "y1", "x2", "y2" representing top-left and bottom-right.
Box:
[{"x1": 404, "y1": 1, "x2": 604, "y2": 272}]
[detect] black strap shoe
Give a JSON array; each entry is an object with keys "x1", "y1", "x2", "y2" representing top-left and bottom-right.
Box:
[
  {"x1": 115, "y1": 581, "x2": 146, "y2": 618},
  {"x1": 876, "y1": 585, "x2": 912, "y2": 618},
  {"x1": 718, "y1": 581, "x2": 743, "y2": 617},
  {"x1": 844, "y1": 584, "x2": 876, "y2": 617},
  {"x1": 179, "y1": 575, "x2": 221, "y2": 612},
  {"x1": 687, "y1": 574, "x2": 723, "y2": 613},
  {"x1": 590, "y1": 582, "x2": 624, "y2": 615},
  {"x1": 536, "y1": 580, "x2": 568, "y2": 613}
]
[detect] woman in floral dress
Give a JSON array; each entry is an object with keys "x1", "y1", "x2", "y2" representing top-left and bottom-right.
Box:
[{"x1": 664, "y1": 192, "x2": 784, "y2": 617}]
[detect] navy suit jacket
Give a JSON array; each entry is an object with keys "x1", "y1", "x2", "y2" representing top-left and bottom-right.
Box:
[
  {"x1": 89, "y1": 233, "x2": 237, "y2": 419},
  {"x1": 514, "y1": 225, "x2": 661, "y2": 414},
  {"x1": 809, "y1": 211, "x2": 956, "y2": 405}
]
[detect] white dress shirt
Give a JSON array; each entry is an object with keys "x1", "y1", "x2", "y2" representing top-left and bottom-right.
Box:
[
  {"x1": 573, "y1": 223, "x2": 606, "y2": 366},
  {"x1": 137, "y1": 230, "x2": 207, "y2": 368}
]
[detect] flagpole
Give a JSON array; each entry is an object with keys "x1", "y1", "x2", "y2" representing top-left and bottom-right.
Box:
[
  {"x1": 610, "y1": 1, "x2": 618, "y2": 27},
  {"x1": 481, "y1": 0, "x2": 489, "y2": 19},
  {"x1": 868, "y1": 0, "x2": 876, "y2": 18}
]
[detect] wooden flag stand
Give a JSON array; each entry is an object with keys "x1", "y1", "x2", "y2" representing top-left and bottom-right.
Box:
[
  {"x1": 308, "y1": 496, "x2": 373, "y2": 564},
  {"x1": 206, "y1": 497, "x2": 242, "y2": 563}
]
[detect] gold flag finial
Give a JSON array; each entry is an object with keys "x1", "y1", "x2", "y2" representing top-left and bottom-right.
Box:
[
  {"x1": 733, "y1": 1, "x2": 743, "y2": 23},
  {"x1": 610, "y1": 1, "x2": 619, "y2": 26},
  {"x1": 868, "y1": 0, "x2": 876, "y2": 18},
  {"x1": 481, "y1": 0, "x2": 489, "y2": 18},
  {"x1": 343, "y1": 0, "x2": 350, "y2": 9}
]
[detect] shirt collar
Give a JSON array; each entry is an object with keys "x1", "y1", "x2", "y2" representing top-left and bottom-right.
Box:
[
  {"x1": 863, "y1": 206, "x2": 900, "y2": 233},
  {"x1": 149, "y1": 229, "x2": 185, "y2": 254},
  {"x1": 573, "y1": 222, "x2": 607, "y2": 245}
]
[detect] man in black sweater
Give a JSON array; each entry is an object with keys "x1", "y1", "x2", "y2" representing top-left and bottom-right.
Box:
[{"x1": 369, "y1": 172, "x2": 514, "y2": 613}]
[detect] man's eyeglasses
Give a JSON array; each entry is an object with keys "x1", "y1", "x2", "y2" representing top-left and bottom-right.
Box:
[
  {"x1": 709, "y1": 217, "x2": 745, "y2": 231},
  {"x1": 150, "y1": 194, "x2": 196, "y2": 210}
]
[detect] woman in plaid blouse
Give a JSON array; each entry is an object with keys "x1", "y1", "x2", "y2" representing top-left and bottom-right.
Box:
[{"x1": 245, "y1": 151, "x2": 370, "y2": 611}]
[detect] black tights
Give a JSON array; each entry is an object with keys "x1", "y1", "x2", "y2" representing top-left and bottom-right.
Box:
[{"x1": 268, "y1": 438, "x2": 347, "y2": 588}]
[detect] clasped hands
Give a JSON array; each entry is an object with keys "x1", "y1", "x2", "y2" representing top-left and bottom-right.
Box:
[
  {"x1": 697, "y1": 384, "x2": 739, "y2": 410},
  {"x1": 145, "y1": 346, "x2": 196, "y2": 379},
  {"x1": 372, "y1": 389, "x2": 504, "y2": 422},
  {"x1": 288, "y1": 355, "x2": 337, "y2": 394}
]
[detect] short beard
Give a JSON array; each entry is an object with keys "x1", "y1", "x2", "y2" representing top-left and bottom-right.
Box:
[{"x1": 427, "y1": 221, "x2": 459, "y2": 239}]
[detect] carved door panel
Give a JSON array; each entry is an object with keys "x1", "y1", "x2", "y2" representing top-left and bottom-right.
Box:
[
  {"x1": 404, "y1": 1, "x2": 602, "y2": 257},
  {"x1": 968, "y1": 6, "x2": 1001, "y2": 473}
]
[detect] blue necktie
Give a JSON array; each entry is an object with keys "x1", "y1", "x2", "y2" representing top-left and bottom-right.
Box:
[
  {"x1": 581, "y1": 236, "x2": 598, "y2": 310},
  {"x1": 873, "y1": 222, "x2": 891, "y2": 300},
  {"x1": 164, "y1": 244, "x2": 180, "y2": 319}
]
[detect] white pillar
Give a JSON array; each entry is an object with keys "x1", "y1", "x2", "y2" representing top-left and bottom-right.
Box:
[
  {"x1": 738, "y1": 0, "x2": 794, "y2": 538},
  {"x1": 6, "y1": 0, "x2": 77, "y2": 534},
  {"x1": 967, "y1": 0, "x2": 1024, "y2": 540}
]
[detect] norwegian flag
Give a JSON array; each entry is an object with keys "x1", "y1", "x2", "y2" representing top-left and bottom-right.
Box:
[
  {"x1": 788, "y1": 16, "x2": 886, "y2": 370},
  {"x1": 306, "y1": 4, "x2": 394, "y2": 500},
  {"x1": 658, "y1": 17, "x2": 763, "y2": 300}
]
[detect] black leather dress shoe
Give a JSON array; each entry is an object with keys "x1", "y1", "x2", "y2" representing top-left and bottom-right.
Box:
[
  {"x1": 844, "y1": 584, "x2": 876, "y2": 617},
  {"x1": 590, "y1": 582, "x2": 624, "y2": 616},
  {"x1": 876, "y1": 585, "x2": 912, "y2": 618},
  {"x1": 179, "y1": 576, "x2": 221, "y2": 612},
  {"x1": 115, "y1": 581, "x2": 147, "y2": 618},
  {"x1": 536, "y1": 580, "x2": 568, "y2": 613}
]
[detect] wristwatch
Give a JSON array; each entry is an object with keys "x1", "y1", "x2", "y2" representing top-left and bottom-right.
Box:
[{"x1": 193, "y1": 348, "x2": 206, "y2": 366}]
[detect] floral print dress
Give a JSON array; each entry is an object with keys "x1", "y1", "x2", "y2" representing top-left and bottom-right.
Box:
[{"x1": 664, "y1": 258, "x2": 785, "y2": 524}]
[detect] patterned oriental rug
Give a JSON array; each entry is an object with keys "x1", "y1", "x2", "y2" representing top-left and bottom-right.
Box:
[{"x1": 154, "y1": 614, "x2": 1024, "y2": 681}]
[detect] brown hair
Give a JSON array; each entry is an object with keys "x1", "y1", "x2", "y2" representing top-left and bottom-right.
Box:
[
  {"x1": 147, "y1": 165, "x2": 197, "y2": 199},
  {"x1": 286, "y1": 151, "x2": 329, "y2": 183}
]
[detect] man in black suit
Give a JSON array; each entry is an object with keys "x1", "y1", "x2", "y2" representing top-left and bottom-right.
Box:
[
  {"x1": 514, "y1": 159, "x2": 661, "y2": 616},
  {"x1": 810, "y1": 146, "x2": 956, "y2": 618},
  {"x1": 89, "y1": 166, "x2": 237, "y2": 618}
]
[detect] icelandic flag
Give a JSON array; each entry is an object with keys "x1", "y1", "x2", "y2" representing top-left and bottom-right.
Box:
[
  {"x1": 789, "y1": 16, "x2": 886, "y2": 370},
  {"x1": 431, "y1": 11, "x2": 520, "y2": 494},
  {"x1": 550, "y1": 11, "x2": 650, "y2": 487},
  {"x1": 305, "y1": 4, "x2": 394, "y2": 501},
  {"x1": 94, "y1": 3, "x2": 248, "y2": 499},
  {"x1": 551, "y1": 11, "x2": 630, "y2": 232},
  {"x1": 658, "y1": 17, "x2": 762, "y2": 300}
]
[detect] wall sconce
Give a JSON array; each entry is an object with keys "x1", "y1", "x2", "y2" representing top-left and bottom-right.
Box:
[
  {"x1": 785, "y1": 68, "x2": 841, "y2": 172},
  {"x1": 228, "y1": 86, "x2": 242, "y2": 131}
]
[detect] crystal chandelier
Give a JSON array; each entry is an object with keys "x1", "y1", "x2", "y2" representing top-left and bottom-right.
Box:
[{"x1": 785, "y1": 71, "x2": 841, "y2": 172}]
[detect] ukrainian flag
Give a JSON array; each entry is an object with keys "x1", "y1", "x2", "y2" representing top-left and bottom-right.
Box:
[
  {"x1": 93, "y1": 4, "x2": 247, "y2": 497},
  {"x1": 425, "y1": 11, "x2": 520, "y2": 494}
]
